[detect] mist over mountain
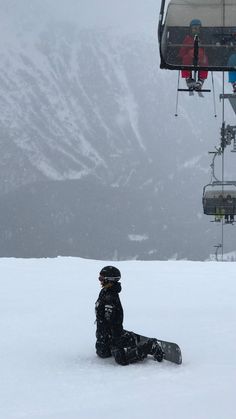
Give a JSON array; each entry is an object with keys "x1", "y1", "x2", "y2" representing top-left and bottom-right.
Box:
[{"x1": 0, "y1": 1, "x2": 235, "y2": 259}]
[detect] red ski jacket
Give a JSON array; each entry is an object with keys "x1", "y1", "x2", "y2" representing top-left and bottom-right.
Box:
[{"x1": 179, "y1": 34, "x2": 208, "y2": 65}]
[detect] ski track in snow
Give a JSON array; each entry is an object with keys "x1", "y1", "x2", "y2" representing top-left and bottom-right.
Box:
[{"x1": 1, "y1": 257, "x2": 236, "y2": 419}]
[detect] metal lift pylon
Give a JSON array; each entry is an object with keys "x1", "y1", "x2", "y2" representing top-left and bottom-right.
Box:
[
  {"x1": 219, "y1": 93, "x2": 236, "y2": 152},
  {"x1": 220, "y1": 93, "x2": 236, "y2": 116}
]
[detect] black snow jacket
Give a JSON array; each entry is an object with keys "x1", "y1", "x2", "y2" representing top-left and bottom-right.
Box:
[
  {"x1": 95, "y1": 281, "x2": 161, "y2": 365},
  {"x1": 95, "y1": 282, "x2": 124, "y2": 356}
]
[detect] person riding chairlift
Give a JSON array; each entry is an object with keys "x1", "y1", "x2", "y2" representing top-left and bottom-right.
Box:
[{"x1": 179, "y1": 19, "x2": 208, "y2": 90}]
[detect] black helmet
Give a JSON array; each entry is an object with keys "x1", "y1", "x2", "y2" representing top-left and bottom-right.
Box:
[{"x1": 99, "y1": 266, "x2": 121, "y2": 283}]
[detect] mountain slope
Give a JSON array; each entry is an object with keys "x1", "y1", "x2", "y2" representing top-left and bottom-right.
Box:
[{"x1": 0, "y1": 12, "x2": 235, "y2": 259}]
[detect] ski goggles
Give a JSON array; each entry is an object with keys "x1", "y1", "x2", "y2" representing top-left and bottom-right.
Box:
[{"x1": 99, "y1": 275, "x2": 120, "y2": 282}]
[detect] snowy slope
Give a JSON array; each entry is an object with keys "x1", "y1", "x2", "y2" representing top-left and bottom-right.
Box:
[{"x1": 1, "y1": 257, "x2": 236, "y2": 419}]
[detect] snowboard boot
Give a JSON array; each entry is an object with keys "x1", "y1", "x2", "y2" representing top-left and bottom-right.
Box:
[
  {"x1": 151, "y1": 340, "x2": 164, "y2": 362},
  {"x1": 143, "y1": 338, "x2": 164, "y2": 362},
  {"x1": 233, "y1": 82, "x2": 236, "y2": 93}
]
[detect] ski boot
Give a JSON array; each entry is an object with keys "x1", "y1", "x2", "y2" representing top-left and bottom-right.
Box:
[
  {"x1": 195, "y1": 79, "x2": 204, "y2": 90},
  {"x1": 186, "y1": 78, "x2": 195, "y2": 90}
]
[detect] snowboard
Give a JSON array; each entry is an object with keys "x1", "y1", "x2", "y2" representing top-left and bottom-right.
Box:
[
  {"x1": 156, "y1": 339, "x2": 182, "y2": 365},
  {"x1": 137, "y1": 333, "x2": 182, "y2": 365}
]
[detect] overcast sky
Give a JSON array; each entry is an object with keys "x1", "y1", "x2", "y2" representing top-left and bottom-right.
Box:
[
  {"x1": 2, "y1": 0, "x2": 161, "y2": 38},
  {"x1": 65, "y1": 0, "x2": 160, "y2": 34}
]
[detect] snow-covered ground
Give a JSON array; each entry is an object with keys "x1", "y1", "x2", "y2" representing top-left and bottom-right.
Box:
[{"x1": 1, "y1": 257, "x2": 236, "y2": 419}]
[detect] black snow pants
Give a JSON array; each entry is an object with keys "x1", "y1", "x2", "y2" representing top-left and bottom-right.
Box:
[{"x1": 96, "y1": 329, "x2": 154, "y2": 365}]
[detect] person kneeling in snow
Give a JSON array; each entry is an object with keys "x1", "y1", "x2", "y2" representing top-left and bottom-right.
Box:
[{"x1": 95, "y1": 265, "x2": 163, "y2": 365}]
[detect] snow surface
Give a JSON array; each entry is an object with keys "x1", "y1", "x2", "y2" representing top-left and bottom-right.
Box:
[{"x1": 1, "y1": 257, "x2": 236, "y2": 419}]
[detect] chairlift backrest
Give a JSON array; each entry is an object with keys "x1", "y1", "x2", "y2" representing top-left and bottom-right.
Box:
[{"x1": 204, "y1": 190, "x2": 236, "y2": 199}]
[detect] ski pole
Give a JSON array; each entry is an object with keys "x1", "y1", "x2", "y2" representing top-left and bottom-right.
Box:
[
  {"x1": 175, "y1": 71, "x2": 180, "y2": 117},
  {"x1": 211, "y1": 71, "x2": 217, "y2": 118}
]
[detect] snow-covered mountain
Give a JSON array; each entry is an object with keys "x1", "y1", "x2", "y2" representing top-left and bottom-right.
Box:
[{"x1": 0, "y1": 3, "x2": 235, "y2": 259}]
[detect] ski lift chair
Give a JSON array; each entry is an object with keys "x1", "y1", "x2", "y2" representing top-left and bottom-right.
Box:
[
  {"x1": 202, "y1": 182, "x2": 236, "y2": 222},
  {"x1": 159, "y1": 0, "x2": 236, "y2": 71}
]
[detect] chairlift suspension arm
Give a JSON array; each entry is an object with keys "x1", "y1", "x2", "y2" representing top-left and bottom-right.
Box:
[
  {"x1": 222, "y1": 0, "x2": 226, "y2": 28},
  {"x1": 158, "y1": 0, "x2": 166, "y2": 43},
  {"x1": 209, "y1": 151, "x2": 221, "y2": 183},
  {"x1": 193, "y1": 35, "x2": 199, "y2": 68}
]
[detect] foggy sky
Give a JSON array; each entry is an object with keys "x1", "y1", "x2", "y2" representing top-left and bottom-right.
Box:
[{"x1": 2, "y1": 0, "x2": 160, "y2": 38}]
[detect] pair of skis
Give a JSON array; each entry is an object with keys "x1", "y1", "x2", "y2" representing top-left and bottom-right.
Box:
[{"x1": 178, "y1": 87, "x2": 209, "y2": 98}]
